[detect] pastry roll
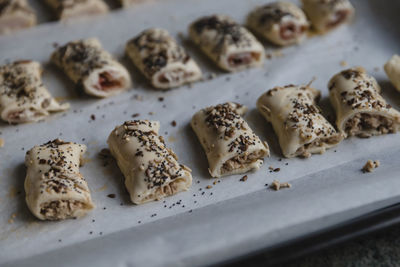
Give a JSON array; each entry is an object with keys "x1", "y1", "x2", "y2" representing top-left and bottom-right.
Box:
[
  {"x1": 51, "y1": 38, "x2": 132, "y2": 98},
  {"x1": 247, "y1": 2, "x2": 309, "y2": 46},
  {"x1": 45, "y1": 0, "x2": 109, "y2": 20},
  {"x1": 189, "y1": 15, "x2": 265, "y2": 72},
  {"x1": 25, "y1": 139, "x2": 94, "y2": 220},
  {"x1": 329, "y1": 67, "x2": 400, "y2": 138},
  {"x1": 302, "y1": 0, "x2": 354, "y2": 33},
  {"x1": 107, "y1": 120, "x2": 192, "y2": 204},
  {"x1": 0, "y1": 60, "x2": 69, "y2": 124},
  {"x1": 191, "y1": 102, "x2": 269, "y2": 178},
  {"x1": 0, "y1": 0, "x2": 36, "y2": 34},
  {"x1": 126, "y1": 28, "x2": 202, "y2": 89},
  {"x1": 384, "y1": 54, "x2": 400, "y2": 92},
  {"x1": 257, "y1": 85, "x2": 342, "y2": 158}
]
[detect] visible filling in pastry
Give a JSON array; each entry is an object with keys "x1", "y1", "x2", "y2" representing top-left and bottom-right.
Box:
[
  {"x1": 157, "y1": 68, "x2": 194, "y2": 84},
  {"x1": 139, "y1": 177, "x2": 187, "y2": 202},
  {"x1": 221, "y1": 150, "x2": 265, "y2": 174},
  {"x1": 280, "y1": 23, "x2": 307, "y2": 40},
  {"x1": 40, "y1": 200, "x2": 86, "y2": 220},
  {"x1": 0, "y1": 17, "x2": 31, "y2": 31},
  {"x1": 228, "y1": 52, "x2": 261, "y2": 68},
  {"x1": 327, "y1": 10, "x2": 349, "y2": 28},
  {"x1": 97, "y1": 71, "x2": 122, "y2": 91},
  {"x1": 7, "y1": 108, "x2": 45, "y2": 122},
  {"x1": 345, "y1": 113, "x2": 396, "y2": 137},
  {"x1": 296, "y1": 136, "x2": 342, "y2": 158}
]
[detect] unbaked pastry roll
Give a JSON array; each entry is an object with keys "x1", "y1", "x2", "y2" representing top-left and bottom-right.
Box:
[
  {"x1": 25, "y1": 139, "x2": 94, "y2": 220},
  {"x1": 189, "y1": 15, "x2": 265, "y2": 72},
  {"x1": 126, "y1": 28, "x2": 202, "y2": 89},
  {"x1": 302, "y1": 0, "x2": 354, "y2": 33},
  {"x1": 51, "y1": 38, "x2": 131, "y2": 98},
  {"x1": 191, "y1": 102, "x2": 269, "y2": 178},
  {"x1": 329, "y1": 67, "x2": 400, "y2": 138},
  {"x1": 107, "y1": 120, "x2": 192, "y2": 204},
  {"x1": 384, "y1": 54, "x2": 400, "y2": 92},
  {"x1": 257, "y1": 85, "x2": 342, "y2": 158},
  {"x1": 247, "y1": 2, "x2": 309, "y2": 46},
  {"x1": 45, "y1": 0, "x2": 109, "y2": 20},
  {"x1": 0, "y1": 60, "x2": 69, "y2": 124},
  {"x1": 0, "y1": 0, "x2": 36, "y2": 34}
]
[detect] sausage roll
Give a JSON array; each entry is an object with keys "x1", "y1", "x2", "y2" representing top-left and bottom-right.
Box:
[
  {"x1": 302, "y1": 0, "x2": 354, "y2": 33},
  {"x1": 45, "y1": 0, "x2": 109, "y2": 20},
  {"x1": 25, "y1": 139, "x2": 94, "y2": 220},
  {"x1": 257, "y1": 85, "x2": 342, "y2": 158},
  {"x1": 126, "y1": 28, "x2": 202, "y2": 89},
  {"x1": 0, "y1": 0, "x2": 36, "y2": 34},
  {"x1": 329, "y1": 67, "x2": 400, "y2": 138},
  {"x1": 191, "y1": 102, "x2": 269, "y2": 178},
  {"x1": 107, "y1": 120, "x2": 192, "y2": 204},
  {"x1": 0, "y1": 60, "x2": 69, "y2": 124},
  {"x1": 247, "y1": 2, "x2": 309, "y2": 46},
  {"x1": 384, "y1": 54, "x2": 400, "y2": 92},
  {"x1": 189, "y1": 15, "x2": 265, "y2": 72},
  {"x1": 51, "y1": 38, "x2": 131, "y2": 98}
]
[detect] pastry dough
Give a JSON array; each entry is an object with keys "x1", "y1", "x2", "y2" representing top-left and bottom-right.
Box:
[
  {"x1": 0, "y1": 60, "x2": 69, "y2": 124},
  {"x1": 247, "y1": 2, "x2": 309, "y2": 46},
  {"x1": 384, "y1": 54, "x2": 400, "y2": 92},
  {"x1": 189, "y1": 15, "x2": 265, "y2": 72},
  {"x1": 119, "y1": 0, "x2": 148, "y2": 7},
  {"x1": 126, "y1": 28, "x2": 202, "y2": 89},
  {"x1": 25, "y1": 139, "x2": 94, "y2": 220},
  {"x1": 329, "y1": 67, "x2": 400, "y2": 138},
  {"x1": 302, "y1": 0, "x2": 354, "y2": 33},
  {"x1": 0, "y1": 0, "x2": 36, "y2": 34},
  {"x1": 107, "y1": 120, "x2": 192, "y2": 204},
  {"x1": 51, "y1": 38, "x2": 132, "y2": 98},
  {"x1": 257, "y1": 84, "x2": 342, "y2": 158},
  {"x1": 191, "y1": 102, "x2": 269, "y2": 178},
  {"x1": 45, "y1": 0, "x2": 109, "y2": 20}
]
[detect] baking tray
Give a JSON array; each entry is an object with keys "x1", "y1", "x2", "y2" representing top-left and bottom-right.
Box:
[{"x1": 1, "y1": 0, "x2": 400, "y2": 266}]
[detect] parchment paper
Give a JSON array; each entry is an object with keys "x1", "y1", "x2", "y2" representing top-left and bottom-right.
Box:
[{"x1": 1, "y1": 0, "x2": 400, "y2": 266}]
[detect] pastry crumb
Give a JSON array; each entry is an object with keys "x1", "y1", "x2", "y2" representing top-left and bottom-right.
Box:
[
  {"x1": 206, "y1": 185, "x2": 212, "y2": 189},
  {"x1": 240, "y1": 175, "x2": 248, "y2": 182},
  {"x1": 270, "y1": 180, "x2": 291, "y2": 191},
  {"x1": 340, "y1": 60, "x2": 348, "y2": 67},
  {"x1": 0, "y1": 138, "x2": 4, "y2": 147},
  {"x1": 362, "y1": 160, "x2": 380, "y2": 173}
]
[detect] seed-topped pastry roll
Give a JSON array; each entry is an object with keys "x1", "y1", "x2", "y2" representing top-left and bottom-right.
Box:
[
  {"x1": 0, "y1": 0, "x2": 36, "y2": 34},
  {"x1": 51, "y1": 38, "x2": 131, "y2": 98},
  {"x1": 191, "y1": 102, "x2": 269, "y2": 178},
  {"x1": 126, "y1": 28, "x2": 202, "y2": 89},
  {"x1": 329, "y1": 67, "x2": 400, "y2": 138},
  {"x1": 257, "y1": 85, "x2": 342, "y2": 158},
  {"x1": 302, "y1": 0, "x2": 354, "y2": 33},
  {"x1": 0, "y1": 60, "x2": 69, "y2": 124},
  {"x1": 25, "y1": 139, "x2": 94, "y2": 220},
  {"x1": 108, "y1": 120, "x2": 192, "y2": 204},
  {"x1": 189, "y1": 15, "x2": 265, "y2": 72},
  {"x1": 45, "y1": 0, "x2": 109, "y2": 20},
  {"x1": 247, "y1": 2, "x2": 309, "y2": 46},
  {"x1": 384, "y1": 55, "x2": 400, "y2": 92}
]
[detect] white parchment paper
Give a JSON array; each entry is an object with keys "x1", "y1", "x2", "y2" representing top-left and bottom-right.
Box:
[{"x1": 1, "y1": 0, "x2": 400, "y2": 266}]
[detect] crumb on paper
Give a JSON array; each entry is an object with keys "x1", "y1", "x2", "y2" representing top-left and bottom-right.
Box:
[
  {"x1": 8, "y1": 213, "x2": 17, "y2": 224},
  {"x1": 270, "y1": 180, "x2": 291, "y2": 191},
  {"x1": 0, "y1": 138, "x2": 4, "y2": 147},
  {"x1": 240, "y1": 175, "x2": 248, "y2": 182},
  {"x1": 340, "y1": 60, "x2": 348, "y2": 67},
  {"x1": 362, "y1": 160, "x2": 380, "y2": 173},
  {"x1": 206, "y1": 185, "x2": 212, "y2": 189}
]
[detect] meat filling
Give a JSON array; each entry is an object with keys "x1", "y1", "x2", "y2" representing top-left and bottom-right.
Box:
[
  {"x1": 139, "y1": 178, "x2": 187, "y2": 202},
  {"x1": 221, "y1": 150, "x2": 265, "y2": 174},
  {"x1": 228, "y1": 52, "x2": 261, "y2": 68},
  {"x1": 7, "y1": 108, "x2": 44, "y2": 122},
  {"x1": 157, "y1": 69, "x2": 194, "y2": 84},
  {"x1": 296, "y1": 136, "x2": 341, "y2": 158},
  {"x1": 40, "y1": 200, "x2": 86, "y2": 220},
  {"x1": 280, "y1": 23, "x2": 307, "y2": 40},
  {"x1": 98, "y1": 72, "x2": 122, "y2": 91},
  {"x1": 327, "y1": 9, "x2": 349, "y2": 29},
  {"x1": 345, "y1": 113, "x2": 396, "y2": 138}
]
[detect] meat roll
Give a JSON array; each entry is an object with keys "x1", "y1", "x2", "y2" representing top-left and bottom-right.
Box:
[
  {"x1": 45, "y1": 0, "x2": 109, "y2": 20},
  {"x1": 51, "y1": 38, "x2": 131, "y2": 98},
  {"x1": 107, "y1": 120, "x2": 192, "y2": 204},
  {"x1": 247, "y1": 2, "x2": 309, "y2": 46},
  {"x1": 329, "y1": 67, "x2": 400, "y2": 138},
  {"x1": 384, "y1": 54, "x2": 400, "y2": 92},
  {"x1": 257, "y1": 84, "x2": 342, "y2": 158},
  {"x1": 0, "y1": 0, "x2": 36, "y2": 34},
  {"x1": 191, "y1": 102, "x2": 269, "y2": 178},
  {"x1": 189, "y1": 15, "x2": 265, "y2": 72},
  {"x1": 126, "y1": 28, "x2": 202, "y2": 89},
  {"x1": 0, "y1": 60, "x2": 69, "y2": 124},
  {"x1": 302, "y1": 0, "x2": 354, "y2": 33},
  {"x1": 25, "y1": 139, "x2": 94, "y2": 220}
]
